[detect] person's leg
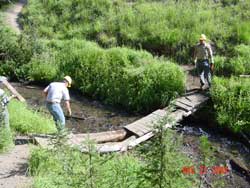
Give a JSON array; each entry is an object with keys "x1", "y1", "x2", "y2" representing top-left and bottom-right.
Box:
[
  {"x1": 203, "y1": 60, "x2": 211, "y2": 87},
  {"x1": 197, "y1": 60, "x2": 205, "y2": 87},
  {"x1": 53, "y1": 104, "x2": 65, "y2": 131},
  {"x1": 46, "y1": 103, "x2": 65, "y2": 131}
]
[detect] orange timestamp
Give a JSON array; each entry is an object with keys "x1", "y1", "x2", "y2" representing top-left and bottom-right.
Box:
[{"x1": 181, "y1": 165, "x2": 230, "y2": 175}]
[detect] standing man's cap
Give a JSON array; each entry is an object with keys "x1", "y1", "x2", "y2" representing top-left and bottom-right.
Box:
[
  {"x1": 199, "y1": 34, "x2": 207, "y2": 41},
  {"x1": 64, "y1": 76, "x2": 72, "y2": 88}
]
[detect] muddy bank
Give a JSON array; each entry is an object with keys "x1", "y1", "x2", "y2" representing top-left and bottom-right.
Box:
[
  {"x1": 11, "y1": 83, "x2": 140, "y2": 133},
  {"x1": 178, "y1": 116, "x2": 250, "y2": 188}
]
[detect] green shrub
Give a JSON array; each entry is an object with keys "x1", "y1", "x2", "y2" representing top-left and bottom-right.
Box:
[
  {"x1": 56, "y1": 40, "x2": 185, "y2": 112},
  {"x1": 211, "y1": 77, "x2": 250, "y2": 132},
  {"x1": 29, "y1": 128, "x2": 196, "y2": 188},
  {"x1": 29, "y1": 146, "x2": 142, "y2": 188},
  {"x1": 9, "y1": 100, "x2": 56, "y2": 134},
  {"x1": 0, "y1": 128, "x2": 14, "y2": 153},
  {"x1": 214, "y1": 45, "x2": 250, "y2": 76},
  {"x1": 26, "y1": 52, "x2": 59, "y2": 83}
]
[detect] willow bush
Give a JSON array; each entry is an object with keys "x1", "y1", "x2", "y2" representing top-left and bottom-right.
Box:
[
  {"x1": 55, "y1": 39, "x2": 185, "y2": 112},
  {"x1": 211, "y1": 77, "x2": 250, "y2": 133},
  {"x1": 20, "y1": 0, "x2": 250, "y2": 63}
]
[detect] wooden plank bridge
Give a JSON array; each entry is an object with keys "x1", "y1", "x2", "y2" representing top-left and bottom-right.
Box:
[{"x1": 33, "y1": 90, "x2": 209, "y2": 153}]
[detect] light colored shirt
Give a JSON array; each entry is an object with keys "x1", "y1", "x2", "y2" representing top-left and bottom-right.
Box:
[
  {"x1": 194, "y1": 42, "x2": 214, "y2": 64},
  {"x1": 44, "y1": 82, "x2": 70, "y2": 103},
  {"x1": 0, "y1": 88, "x2": 4, "y2": 97}
]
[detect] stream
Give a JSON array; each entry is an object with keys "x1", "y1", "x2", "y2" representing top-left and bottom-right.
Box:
[{"x1": 13, "y1": 83, "x2": 250, "y2": 188}]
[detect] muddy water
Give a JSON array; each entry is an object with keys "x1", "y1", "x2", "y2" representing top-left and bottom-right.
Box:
[
  {"x1": 178, "y1": 121, "x2": 250, "y2": 188},
  {"x1": 11, "y1": 83, "x2": 250, "y2": 187},
  {"x1": 12, "y1": 83, "x2": 140, "y2": 133}
]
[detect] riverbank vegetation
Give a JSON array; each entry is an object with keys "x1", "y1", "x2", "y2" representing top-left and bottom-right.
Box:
[
  {"x1": 20, "y1": 0, "x2": 250, "y2": 63},
  {"x1": 0, "y1": 0, "x2": 249, "y2": 187},
  {"x1": 0, "y1": 22, "x2": 185, "y2": 113},
  {"x1": 9, "y1": 100, "x2": 56, "y2": 134},
  {"x1": 211, "y1": 77, "x2": 250, "y2": 133}
]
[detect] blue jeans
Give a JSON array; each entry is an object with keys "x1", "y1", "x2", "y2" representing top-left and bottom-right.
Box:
[
  {"x1": 196, "y1": 59, "x2": 212, "y2": 87},
  {"x1": 46, "y1": 103, "x2": 65, "y2": 131}
]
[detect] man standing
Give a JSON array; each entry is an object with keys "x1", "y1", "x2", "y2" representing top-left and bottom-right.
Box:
[
  {"x1": 0, "y1": 76, "x2": 16, "y2": 130},
  {"x1": 43, "y1": 76, "x2": 72, "y2": 131},
  {"x1": 193, "y1": 34, "x2": 214, "y2": 90}
]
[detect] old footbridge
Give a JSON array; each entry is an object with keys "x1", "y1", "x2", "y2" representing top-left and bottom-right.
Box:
[{"x1": 34, "y1": 90, "x2": 209, "y2": 153}]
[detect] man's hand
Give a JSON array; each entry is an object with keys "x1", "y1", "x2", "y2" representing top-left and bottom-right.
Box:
[
  {"x1": 68, "y1": 109, "x2": 72, "y2": 117},
  {"x1": 65, "y1": 100, "x2": 72, "y2": 117},
  {"x1": 210, "y1": 63, "x2": 214, "y2": 72}
]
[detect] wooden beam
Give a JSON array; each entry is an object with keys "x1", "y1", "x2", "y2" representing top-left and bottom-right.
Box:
[
  {"x1": 128, "y1": 132, "x2": 154, "y2": 149},
  {"x1": 240, "y1": 75, "x2": 250, "y2": 78},
  {"x1": 71, "y1": 129, "x2": 127, "y2": 144},
  {"x1": 2, "y1": 79, "x2": 26, "y2": 102}
]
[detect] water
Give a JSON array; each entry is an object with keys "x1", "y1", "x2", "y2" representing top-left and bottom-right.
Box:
[
  {"x1": 178, "y1": 120, "x2": 250, "y2": 188},
  {"x1": 12, "y1": 83, "x2": 140, "y2": 133},
  {"x1": 12, "y1": 82, "x2": 250, "y2": 187}
]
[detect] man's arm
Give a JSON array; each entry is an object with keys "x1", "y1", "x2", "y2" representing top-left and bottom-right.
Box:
[
  {"x1": 65, "y1": 100, "x2": 72, "y2": 116},
  {"x1": 207, "y1": 44, "x2": 214, "y2": 72},
  {"x1": 193, "y1": 46, "x2": 197, "y2": 64},
  {"x1": 43, "y1": 85, "x2": 49, "y2": 98}
]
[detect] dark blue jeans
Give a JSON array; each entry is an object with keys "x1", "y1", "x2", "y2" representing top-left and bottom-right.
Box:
[{"x1": 196, "y1": 59, "x2": 211, "y2": 87}]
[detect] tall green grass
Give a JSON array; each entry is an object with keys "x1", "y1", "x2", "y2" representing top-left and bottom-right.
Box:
[
  {"x1": 29, "y1": 129, "x2": 195, "y2": 188},
  {"x1": 9, "y1": 100, "x2": 56, "y2": 134},
  {"x1": 0, "y1": 127, "x2": 14, "y2": 153},
  {"x1": 211, "y1": 77, "x2": 250, "y2": 133},
  {"x1": 52, "y1": 39, "x2": 185, "y2": 112},
  {"x1": 20, "y1": 0, "x2": 250, "y2": 62}
]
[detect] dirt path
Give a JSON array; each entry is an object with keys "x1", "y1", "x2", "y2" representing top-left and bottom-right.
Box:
[
  {"x1": 181, "y1": 65, "x2": 201, "y2": 91},
  {"x1": 4, "y1": 0, "x2": 26, "y2": 34},
  {"x1": 1, "y1": 2, "x2": 31, "y2": 187},
  {"x1": 0, "y1": 138, "x2": 32, "y2": 188}
]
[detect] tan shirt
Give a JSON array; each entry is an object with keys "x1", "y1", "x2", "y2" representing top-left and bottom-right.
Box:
[{"x1": 194, "y1": 42, "x2": 214, "y2": 64}]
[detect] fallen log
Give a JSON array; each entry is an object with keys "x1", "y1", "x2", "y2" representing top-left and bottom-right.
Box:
[
  {"x1": 72, "y1": 129, "x2": 128, "y2": 144},
  {"x1": 240, "y1": 75, "x2": 250, "y2": 78}
]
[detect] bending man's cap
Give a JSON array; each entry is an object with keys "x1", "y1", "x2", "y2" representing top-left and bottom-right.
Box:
[{"x1": 64, "y1": 76, "x2": 72, "y2": 88}]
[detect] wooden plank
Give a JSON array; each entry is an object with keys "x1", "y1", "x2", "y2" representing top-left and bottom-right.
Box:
[
  {"x1": 128, "y1": 132, "x2": 154, "y2": 149},
  {"x1": 72, "y1": 129, "x2": 127, "y2": 144},
  {"x1": 33, "y1": 136, "x2": 52, "y2": 148},
  {"x1": 95, "y1": 136, "x2": 136, "y2": 153},
  {"x1": 175, "y1": 101, "x2": 193, "y2": 112},
  {"x1": 169, "y1": 109, "x2": 186, "y2": 122},
  {"x1": 2, "y1": 79, "x2": 26, "y2": 102},
  {"x1": 124, "y1": 112, "x2": 164, "y2": 136},
  {"x1": 152, "y1": 109, "x2": 167, "y2": 117},
  {"x1": 176, "y1": 98, "x2": 194, "y2": 107},
  {"x1": 240, "y1": 74, "x2": 250, "y2": 78},
  {"x1": 185, "y1": 93, "x2": 209, "y2": 105}
]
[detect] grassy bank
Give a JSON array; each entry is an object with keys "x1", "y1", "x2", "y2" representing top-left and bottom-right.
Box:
[
  {"x1": 9, "y1": 100, "x2": 56, "y2": 134},
  {"x1": 0, "y1": 22, "x2": 186, "y2": 113},
  {"x1": 20, "y1": 0, "x2": 250, "y2": 63},
  {"x1": 211, "y1": 77, "x2": 250, "y2": 133}
]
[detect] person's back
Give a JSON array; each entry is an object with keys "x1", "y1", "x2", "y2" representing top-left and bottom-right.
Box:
[{"x1": 45, "y1": 82, "x2": 70, "y2": 103}]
